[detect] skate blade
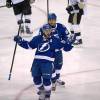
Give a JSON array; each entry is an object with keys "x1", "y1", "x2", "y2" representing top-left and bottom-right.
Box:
[
  {"x1": 73, "y1": 44, "x2": 83, "y2": 48},
  {"x1": 56, "y1": 82, "x2": 66, "y2": 87}
]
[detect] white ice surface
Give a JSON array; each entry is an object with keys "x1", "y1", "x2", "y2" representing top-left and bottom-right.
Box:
[{"x1": 0, "y1": 0, "x2": 100, "y2": 100}]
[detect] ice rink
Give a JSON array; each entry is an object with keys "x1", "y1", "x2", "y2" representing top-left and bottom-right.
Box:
[{"x1": 0, "y1": 0, "x2": 100, "y2": 100}]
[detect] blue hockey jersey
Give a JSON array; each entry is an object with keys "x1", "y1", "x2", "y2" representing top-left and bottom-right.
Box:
[
  {"x1": 39, "y1": 23, "x2": 73, "y2": 52},
  {"x1": 39, "y1": 23, "x2": 69, "y2": 44},
  {"x1": 17, "y1": 35, "x2": 64, "y2": 62},
  {"x1": 51, "y1": 23, "x2": 69, "y2": 41}
]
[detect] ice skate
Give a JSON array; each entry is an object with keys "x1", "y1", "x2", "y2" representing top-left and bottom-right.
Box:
[
  {"x1": 57, "y1": 79, "x2": 65, "y2": 86},
  {"x1": 73, "y1": 39, "x2": 83, "y2": 45},
  {"x1": 78, "y1": 39, "x2": 83, "y2": 45},
  {"x1": 38, "y1": 86, "x2": 45, "y2": 100},
  {"x1": 38, "y1": 90, "x2": 45, "y2": 100},
  {"x1": 45, "y1": 90, "x2": 51, "y2": 100},
  {"x1": 45, "y1": 97, "x2": 50, "y2": 100},
  {"x1": 52, "y1": 82, "x2": 56, "y2": 91}
]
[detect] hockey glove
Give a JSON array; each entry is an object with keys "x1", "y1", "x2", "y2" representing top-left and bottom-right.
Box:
[
  {"x1": 14, "y1": 35, "x2": 22, "y2": 43},
  {"x1": 66, "y1": 6, "x2": 73, "y2": 14},
  {"x1": 6, "y1": 0, "x2": 12, "y2": 8},
  {"x1": 50, "y1": 36, "x2": 64, "y2": 50},
  {"x1": 63, "y1": 43, "x2": 73, "y2": 52}
]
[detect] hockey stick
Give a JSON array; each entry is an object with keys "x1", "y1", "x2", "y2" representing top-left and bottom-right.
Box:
[
  {"x1": 8, "y1": 13, "x2": 23, "y2": 80},
  {"x1": 47, "y1": 0, "x2": 49, "y2": 22},
  {"x1": 0, "y1": 5, "x2": 6, "y2": 8},
  {"x1": 68, "y1": 0, "x2": 69, "y2": 5}
]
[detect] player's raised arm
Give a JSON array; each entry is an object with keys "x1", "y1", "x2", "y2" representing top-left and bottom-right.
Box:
[{"x1": 14, "y1": 35, "x2": 42, "y2": 49}]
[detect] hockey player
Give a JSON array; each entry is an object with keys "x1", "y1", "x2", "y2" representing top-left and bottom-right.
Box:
[
  {"x1": 6, "y1": 0, "x2": 35, "y2": 34},
  {"x1": 39, "y1": 13, "x2": 72, "y2": 90},
  {"x1": 66, "y1": 0, "x2": 86, "y2": 45},
  {"x1": 14, "y1": 24, "x2": 73, "y2": 100},
  {"x1": 48, "y1": 13, "x2": 71, "y2": 90}
]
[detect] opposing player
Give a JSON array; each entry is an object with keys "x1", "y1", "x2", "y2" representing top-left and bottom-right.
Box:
[
  {"x1": 66, "y1": 0, "x2": 86, "y2": 45},
  {"x1": 14, "y1": 24, "x2": 73, "y2": 100},
  {"x1": 6, "y1": 0, "x2": 35, "y2": 34}
]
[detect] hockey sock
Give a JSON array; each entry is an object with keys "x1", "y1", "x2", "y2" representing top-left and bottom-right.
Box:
[{"x1": 33, "y1": 76, "x2": 42, "y2": 87}]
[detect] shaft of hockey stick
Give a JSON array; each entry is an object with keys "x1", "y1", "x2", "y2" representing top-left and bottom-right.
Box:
[
  {"x1": 0, "y1": 5, "x2": 6, "y2": 8},
  {"x1": 8, "y1": 13, "x2": 23, "y2": 80},
  {"x1": 68, "y1": 0, "x2": 69, "y2": 5},
  {"x1": 47, "y1": 0, "x2": 49, "y2": 22}
]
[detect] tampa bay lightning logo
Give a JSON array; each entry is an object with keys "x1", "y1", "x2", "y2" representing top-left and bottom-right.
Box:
[
  {"x1": 53, "y1": 34, "x2": 59, "y2": 39},
  {"x1": 38, "y1": 42, "x2": 50, "y2": 52}
]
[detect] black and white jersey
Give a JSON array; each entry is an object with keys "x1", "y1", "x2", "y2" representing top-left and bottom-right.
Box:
[
  {"x1": 11, "y1": 0, "x2": 24, "y2": 4},
  {"x1": 68, "y1": 0, "x2": 87, "y2": 6},
  {"x1": 68, "y1": 0, "x2": 87, "y2": 14},
  {"x1": 68, "y1": 0, "x2": 78, "y2": 6}
]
